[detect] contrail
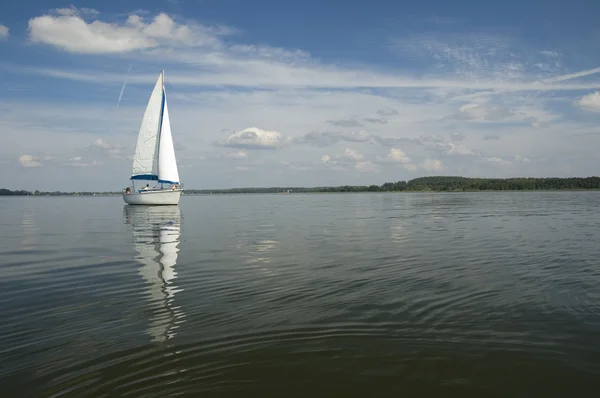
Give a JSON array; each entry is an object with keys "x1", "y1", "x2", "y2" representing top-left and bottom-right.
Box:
[{"x1": 117, "y1": 63, "x2": 133, "y2": 107}]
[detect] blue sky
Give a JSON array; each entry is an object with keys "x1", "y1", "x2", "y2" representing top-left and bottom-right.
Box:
[{"x1": 1, "y1": 0, "x2": 600, "y2": 191}]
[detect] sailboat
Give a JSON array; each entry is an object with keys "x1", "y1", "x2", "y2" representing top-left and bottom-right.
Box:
[{"x1": 123, "y1": 70, "x2": 183, "y2": 205}]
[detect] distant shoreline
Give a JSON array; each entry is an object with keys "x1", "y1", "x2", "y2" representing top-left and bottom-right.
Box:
[{"x1": 3, "y1": 176, "x2": 600, "y2": 196}]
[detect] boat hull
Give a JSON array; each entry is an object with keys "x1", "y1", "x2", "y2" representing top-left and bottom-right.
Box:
[{"x1": 123, "y1": 189, "x2": 183, "y2": 205}]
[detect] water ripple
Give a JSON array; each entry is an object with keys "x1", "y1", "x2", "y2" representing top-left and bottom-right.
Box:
[{"x1": 2, "y1": 193, "x2": 600, "y2": 396}]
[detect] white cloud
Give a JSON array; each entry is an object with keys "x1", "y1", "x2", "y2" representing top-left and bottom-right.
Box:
[
  {"x1": 320, "y1": 148, "x2": 371, "y2": 171},
  {"x1": 297, "y1": 131, "x2": 374, "y2": 146},
  {"x1": 343, "y1": 148, "x2": 365, "y2": 162},
  {"x1": 22, "y1": 65, "x2": 600, "y2": 91},
  {"x1": 5, "y1": 10, "x2": 600, "y2": 191},
  {"x1": 65, "y1": 157, "x2": 102, "y2": 167},
  {"x1": 225, "y1": 150, "x2": 248, "y2": 159},
  {"x1": 18, "y1": 155, "x2": 41, "y2": 168},
  {"x1": 387, "y1": 148, "x2": 410, "y2": 163},
  {"x1": 89, "y1": 138, "x2": 126, "y2": 158},
  {"x1": 27, "y1": 8, "x2": 227, "y2": 54},
  {"x1": 216, "y1": 127, "x2": 290, "y2": 149},
  {"x1": 319, "y1": 148, "x2": 380, "y2": 173},
  {"x1": 421, "y1": 158, "x2": 444, "y2": 172},
  {"x1": 320, "y1": 155, "x2": 335, "y2": 165},
  {"x1": 12, "y1": 9, "x2": 600, "y2": 96},
  {"x1": 453, "y1": 102, "x2": 514, "y2": 121},
  {"x1": 487, "y1": 157, "x2": 511, "y2": 166},
  {"x1": 437, "y1": 142, "x2": 477, "y2": 156},
  {"x1": 575, "y1": 92, "x2": 600, "y2": 113},
  {"x1": 0, "y1": 24, "x2": 9, "y2": 39},
  {"x1": 540, "y1": 50, "x2": 560, "y2": 58},
  {"x1": 449, "y1": 101, "x2": 556, "y2": 127},
  {"x1": 376, "y1": 148, "x2": 411, "y2": 164},
  {"x1": 355, "y1": 161, "x2": 380, "y2": 173},
  {"x1": 91, "y1": 138, "x2": 111, "y2": 150},
  {"x1": 514, "y1": 155, "x2": 531, "y2": 163},
  {"x1": 54, "y1": 6, "x2": 99, "y2": 17}
]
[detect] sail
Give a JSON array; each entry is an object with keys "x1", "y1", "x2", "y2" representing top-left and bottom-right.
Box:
[
  {"x1": 157, "y1": 96, "x2": 180, "y2": 184},
  {"x1": 131, "y1": 72, "x2": 164, "y2": 180}
]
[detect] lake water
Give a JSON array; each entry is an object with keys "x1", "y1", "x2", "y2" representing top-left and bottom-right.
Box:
[{"x1": 1, "y1": 192, "x2": 600, "y2": 397}]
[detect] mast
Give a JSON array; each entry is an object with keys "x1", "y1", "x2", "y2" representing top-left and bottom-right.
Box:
[{"x1": 156, "y1": 70, "x2": 166, "y2": 179}]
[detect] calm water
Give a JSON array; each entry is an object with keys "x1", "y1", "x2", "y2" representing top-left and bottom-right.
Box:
[{"x1": 1, "y1": 192, "x2": 600, "y2": 397}]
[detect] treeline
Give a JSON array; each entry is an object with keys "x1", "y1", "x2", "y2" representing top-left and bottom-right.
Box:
[
  {"x1": 0, "y1": 189, "x2": 120, "y2": 196},
  {"x1": 4, "y1": 177, "x2": 600, "y2": 196},
  {"x1": 396, "y1": 176, "x2": 600, "y2": 192},
  {"x1": 188, "y1": 176, "x2": 600, "y2": 194},
  {"x1": 0, "y1": 188, "x2": 31, "y2": 196}
]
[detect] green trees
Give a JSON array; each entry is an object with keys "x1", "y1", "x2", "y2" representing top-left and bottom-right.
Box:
[
  {"x1": 397, "y1": 176, "x2": 600, "y2": 192},
  {"x1": 3, "y1": 176, "x2": 600, "y2": 195},
  {"x1": 184, "y1": 177, "x2": 600, "y2": 194}
]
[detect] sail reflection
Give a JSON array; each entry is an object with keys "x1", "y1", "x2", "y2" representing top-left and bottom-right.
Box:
[{"x1": 123, "y1": 205, "x2": 184, "y2": 342}]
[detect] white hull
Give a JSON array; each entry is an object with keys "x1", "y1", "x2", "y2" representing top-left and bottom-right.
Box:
[{"x1": 123, "y1": 189, "x2": 183, "y2": 205}]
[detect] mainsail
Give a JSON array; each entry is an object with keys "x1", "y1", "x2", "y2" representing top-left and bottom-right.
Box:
[{"x1": 130, "y1": 71, "x2": 180, "y2": 185}]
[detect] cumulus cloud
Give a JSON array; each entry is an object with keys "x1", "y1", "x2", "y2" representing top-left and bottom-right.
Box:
[
  {"x1": 343, "y1": 148, "x2": 365, "y2": 162},
  {"x1": 575, "y1": 92, "x2": 600, "y2": 113},
  {"x1": 487, "y1": 157, "x2": 509, "y2": 165},
  {"x1": 18, "y1": 155, "x2": 41, "y2": 168},
  {"x1": 376, "y1": 148, "x2": 411, "y2": 164},
  {"x1": 90, "y1": 138, "x2": 126, "y2": 158},
  {"x1": 0, "y1": 24, "x2": 9, "y2": 39},
  {"x1": 8, "y1": 9, "x2": 600, "y2": 191},
  {"x1": 91, "y1": 138, "x2": 111, "y2": 150},
  {"x1": 421, "y1": 158, "x2": 444, "y2": 171},
  {"x1": 321, "y1": 148, "x2": 377, "y2": 172},
  {"x1": 319, "y1": 148, "x2": 380, "y2": 173},
  {"x1": 436, "y1": 142, "x2": 478, "y2": 156},
  {"x1": 320, "y1": 155, "x2": 336, "y2": 166},
  {"x1": 216, "y1": 127, "x2": 290, "y2": 149},
  {"x1": 27, "y1": 7, "x2": 228, "y2": 54},
  {"x1": 355, "y1": 161, "x2": 380, "y2": 173}
]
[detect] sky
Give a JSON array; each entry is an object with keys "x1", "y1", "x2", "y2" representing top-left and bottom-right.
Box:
[{"x1": 1, "y1": 0, "x2": 600, "y2": 191}]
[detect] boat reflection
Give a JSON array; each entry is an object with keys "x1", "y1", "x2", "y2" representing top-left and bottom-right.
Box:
[{"x1": 123, "y1": 205, "x2": 184, "y2": 342}]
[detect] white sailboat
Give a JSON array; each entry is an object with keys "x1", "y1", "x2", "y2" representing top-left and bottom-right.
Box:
[{"x1": 123, "y1": 70, "x2": 183, "y2": 205}]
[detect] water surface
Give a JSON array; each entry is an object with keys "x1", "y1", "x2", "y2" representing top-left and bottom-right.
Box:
[{"x1": 1, "y1": 192, "x2": 600, "y2": 397}]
